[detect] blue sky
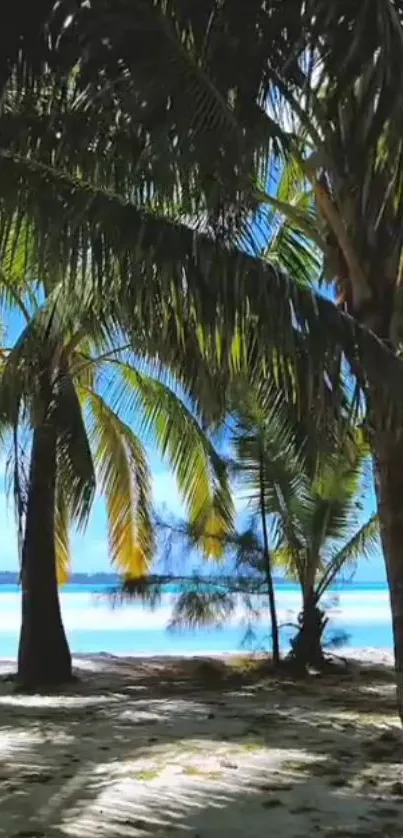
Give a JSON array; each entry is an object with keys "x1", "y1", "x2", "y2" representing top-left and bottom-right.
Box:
[
  {"x1": 0, "y1": 458, "x2": 385, "y2": 581},
  {"x1": 0, "y1": 460, "x2": 385, "y2": 583},
  {"x1": 0, "y1": 310, "x2": 386, "y2": 583}
]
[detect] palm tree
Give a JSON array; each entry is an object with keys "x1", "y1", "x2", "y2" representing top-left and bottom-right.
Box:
[
  {"x1": 229, "y1": 384, "x2": 380, "y2": 669},
  {"x1": 4, "y1": 2, "x2": 403, "y2": 709},
  {"x1": 227, "y1": 372, "x2": 351, "y2": 664},
  {"x1": 99, "y1": 0, "x2": 403, "y2": 713},
  {"x1": 0, "y1": 286, "x2": 234, "y2": 690},
  {"x1": 272, "y1": 439, "x2": 379, "y2": 670},
  {"x1": 0, "y1": 3, "x2": 391, "y2": 392},
  {"x1": 229, "y1": 389, "x2": 300, "y2": 667},
  {"x1": 243, "y1": 6, "x2": 403, "y2": 695}
]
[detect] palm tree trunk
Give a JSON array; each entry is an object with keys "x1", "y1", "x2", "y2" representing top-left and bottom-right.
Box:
[
  {"x1": 17, "y1": 419, "x2": 72, "y2": 690},
  {"x1": 291, "y1": 587, "x2": 327, "y2": 670},
  {"x1": 259, "y1": 456, "x2": 280, "y2": 666},
  {"x1": 373, "y1": 428, "x2": 403, "y2": 723}
]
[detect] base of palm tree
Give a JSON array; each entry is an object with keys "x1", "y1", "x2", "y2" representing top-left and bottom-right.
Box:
[{"x1": 12, "y1": 671, "x2": 79, "y2": 695}]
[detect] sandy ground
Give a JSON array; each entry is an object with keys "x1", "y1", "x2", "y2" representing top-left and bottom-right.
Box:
[{"x1": 0, "y1": 651, "x2": 403, "y2": 838}]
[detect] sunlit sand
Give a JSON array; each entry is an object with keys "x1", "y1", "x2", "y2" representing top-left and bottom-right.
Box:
[{"x1": 0, "y1": 652, "x2": 401, "y2": 837}]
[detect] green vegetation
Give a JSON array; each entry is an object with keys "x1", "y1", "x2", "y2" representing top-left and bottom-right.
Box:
[
  {"x1": 0, "y1": 272, "x2": 234, "y2": 687},
  {"x1": 271, "y1": 431, "x2": 379, "y2": 669},
  {"x1": 121, "y1": 411, "x2": 378, "y2": 671},
  {"x1": 242, "y1": 740, "x2": 265, "y2": 752},
  {"x1": 1, "y1": 3, "x2": 403, "y2": 723},
  {"x1": 182, "y1": 766, "x2": 223, "y2": 780},
  {"x1": 133, "y1": 769, "x2": 161, "y2": 782}
]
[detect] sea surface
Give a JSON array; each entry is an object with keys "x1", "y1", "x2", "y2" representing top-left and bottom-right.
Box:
[{"x1": 0, "y1": 582, "x2": 393, "y2": 658}]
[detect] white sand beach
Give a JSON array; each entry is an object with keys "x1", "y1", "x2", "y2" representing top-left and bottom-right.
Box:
[{"x1": 0, "y1": 651, "x2": 402, "y2": 838}]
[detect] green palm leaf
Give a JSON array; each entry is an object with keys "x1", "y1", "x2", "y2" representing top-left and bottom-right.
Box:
[
  {"x1": 54, "y1": 484, "x2": 71, "y2": 586},
  {"x1": 54, "y1": 366, "x2": 96, "y2": 530},
  {"x1": 0, "y1": 148, "x2": 402, "y2": 422},
  {"x1": 103, "y1": 360, "x2": 234, "y2": 558},
  {"x1": 317, "y1": 513, "x2": 380, "y2": 597},
  {"x1": 82, "y1": 387, "x2": 154, "y2": 577}
]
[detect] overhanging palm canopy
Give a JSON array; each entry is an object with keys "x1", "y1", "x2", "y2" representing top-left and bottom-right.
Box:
[
  {"x1": 2, "y1": 1, "x2": 403, "y2": 421},
  {"x1": 0, "y1": 280, "x2": 236, "y2": 578}
]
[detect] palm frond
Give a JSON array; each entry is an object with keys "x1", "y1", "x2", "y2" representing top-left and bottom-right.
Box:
[
  {"x1": 103, "y1": 361, "x2": 235, "y2": 558},
  {"x1": 82, "y1": 387, "x2": 154, "y2": 577},
  {"x1": 307, "y1": 430, "x2": 370, "y2": 551},
  {"x1": 2, "y1": 0, "x2": 295, "y2": 218},
  {"x1": 54, "y1": 366, "x2": 96, "y2": 529},
  {"x1": 55, "y1": 483, "x2": 71, "y2": 586},
  {"x1": 317, "y1": 513, "x2": 380, "y2": 597},
  {"x1": 0, "y1": 146, "x2": 402, "y2": 423},
  {"x1": 231, "y1": 385, "x2": 305, "y2": 516},
  {"x1": 272, "y1": 543, "x2": 303, "y2": 584},
  {"x1": 267, "y1": 416, "x2": 375, "y2": 596},
  {"x1": 258, "y1": 156, "x2": 323, "y2": 282}
]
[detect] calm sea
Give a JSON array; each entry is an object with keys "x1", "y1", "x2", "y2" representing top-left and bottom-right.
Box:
[{"x1": 0, "y1": 582, "x2": 393, "y2": 658}]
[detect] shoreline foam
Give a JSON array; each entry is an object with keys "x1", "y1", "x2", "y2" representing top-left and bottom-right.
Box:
[{"x1": 0, "y1": 645, "x2": 395, "y2": 673}]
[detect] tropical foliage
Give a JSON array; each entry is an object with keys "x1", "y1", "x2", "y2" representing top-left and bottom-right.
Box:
[
  {"x1": 0, "y1": 2, "x2": 398, "y2": 403},
  {"x1": 224, "y1": 382, "x2": 380, "y2": 669},
  {"x1": 272, "y1": 436, "x2": 379, "y2": 668},
  {"x1": 119, "y1": 380, "x2": 375, "y2": 670},
  {"x1": 2, "y1": 2, "x2": 403, "y2": 714},
  {"x1": 0, "y1": 273, "x2": 234, "y2": 687}
]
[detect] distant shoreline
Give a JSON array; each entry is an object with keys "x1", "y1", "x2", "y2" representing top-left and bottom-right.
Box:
[
  {"x1": 0, "y1": 573, "x2": 120, "y2": 585},
  {"x1": 0, "y1": 646, "x2": 395, "y2": 670},
  {"x1": 0, "y1": 574, "x2": 387, "y2": 587}
]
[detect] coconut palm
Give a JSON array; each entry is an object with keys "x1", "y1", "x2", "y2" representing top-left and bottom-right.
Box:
[
  {"x1": 228, "y1": 373, "x2": 349, "y2": 659},
  {"x1": 102, "y1": 0, "x2": 403, "y2": 711},
  {"x1": 229, "y1": 387, "x2": 301, "y2": 667},
  {"x1": 4, "y1": 2, "x2": 403, "y2": 708},
  {"x1": 272, "y1": 440, "x2": 379, "y2": 669},
  {"x1": 244, "y1": 6, "x2": 403, "y2": 693},
  {"x1": 0, "y1": 2, "x2": 392, "y2": 393},
  {"x1": 0, "y1": 284, "x2": 234, "y2": 689},
  {"x1": 229, "y1": 385, "x2": 380, "y2": 669}
]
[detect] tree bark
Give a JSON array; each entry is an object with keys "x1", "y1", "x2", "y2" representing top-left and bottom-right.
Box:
[
  {"x1": 373, "y1": 428, "x2": 403, "y2": 723},
  {"x1": 17, "y1": 418, "x2": 72, "y2": 690},
  {"x1": 290, "y1": 587, "x2": 327, "y2": 670},
  {"x1": 259, "y1": 456, "x2": 280, "y2": 666}
]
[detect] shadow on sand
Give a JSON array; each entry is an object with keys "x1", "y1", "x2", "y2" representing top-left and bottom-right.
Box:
[{"x1": 0, "y1": 655, "x2": 401, "y2": 838}]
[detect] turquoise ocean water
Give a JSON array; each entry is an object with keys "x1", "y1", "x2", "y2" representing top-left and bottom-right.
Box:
[{"x1": 0, "y1": 582, "x2": 393, "y2": 658}]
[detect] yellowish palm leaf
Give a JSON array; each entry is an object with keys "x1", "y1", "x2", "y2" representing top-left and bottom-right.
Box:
[
  {"x1": 198, "y1": 508, "x2": 227, "y2": 560},
  {"x1": 55, "y1": 486, "x2": 71, "y2": 585},
  {"x1": 104, "y1": 362, "x2": 235, "y2": 558},
  {"x1": 80, "y1": 387, "x2": 154, "y2": 577}
]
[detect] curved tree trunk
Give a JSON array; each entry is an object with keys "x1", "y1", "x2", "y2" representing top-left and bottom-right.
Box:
[
  {"x1": 374, "y1": 428, "x2": 403, "y2": 723},
  {"x1": 17, "y1": 419, "x2": 72, "y2": 690},
  {"x1": 290, "y1": 588, "x2": 328, "y2": 671}
]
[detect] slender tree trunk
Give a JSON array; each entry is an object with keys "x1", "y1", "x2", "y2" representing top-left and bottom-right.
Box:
[
  {"x1": 17, "y1": 418, "x2": 72, "y2": 690},
  {"x1": 373, "y1": 427, "x2": 403, "y2": 723},
  {"x1": 259, "y1": 456, "x2": 280, "y2": 666}
]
